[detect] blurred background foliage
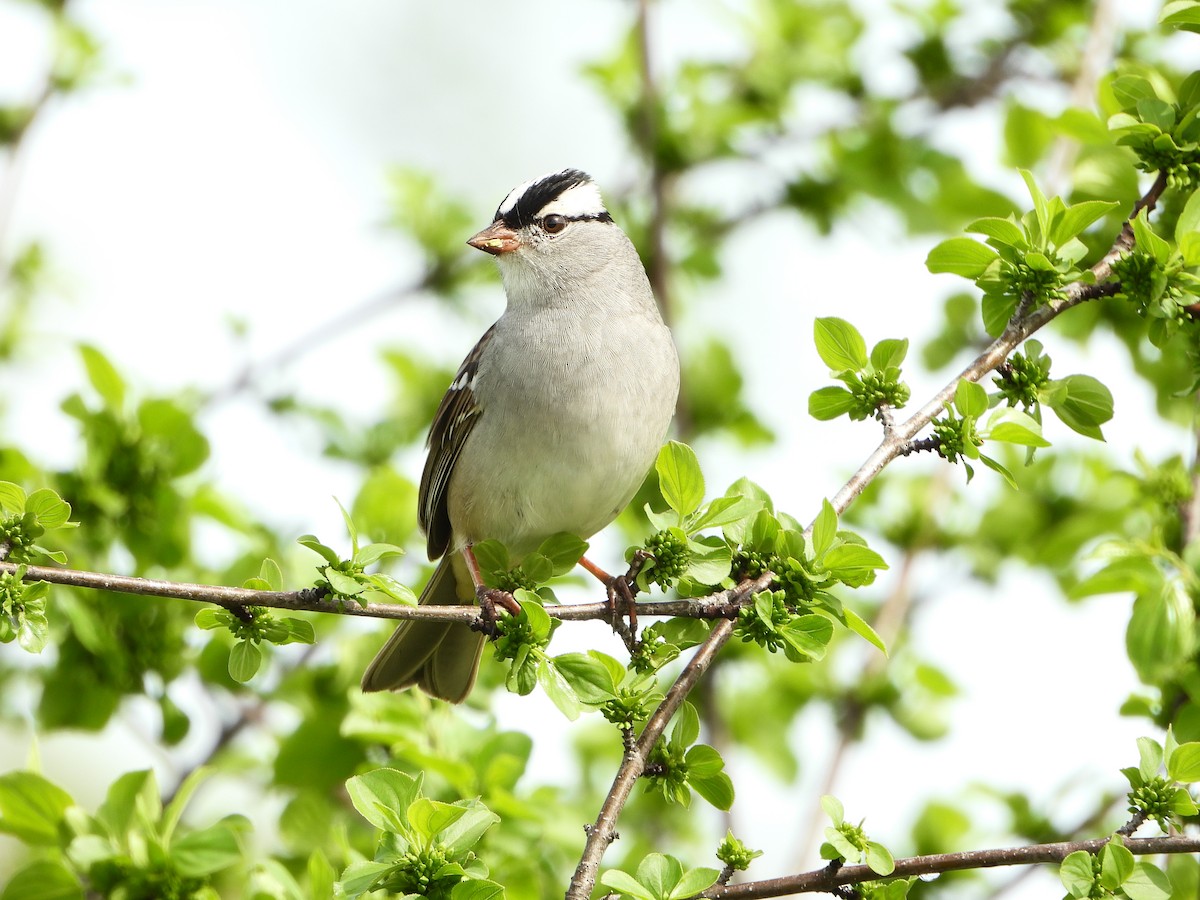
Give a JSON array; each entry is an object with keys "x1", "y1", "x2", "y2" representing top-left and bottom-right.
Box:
[{"x1": 1, "y1": 0, "x2": 1199, "y2": 897}]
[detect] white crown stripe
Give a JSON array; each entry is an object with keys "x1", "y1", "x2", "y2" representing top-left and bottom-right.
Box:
[
  {"x1": 536, "y1": 182, "x2": 607, "y2": 219},
  {"x1": 497, "y1": 176, "x2": 542, "y2": 217}
]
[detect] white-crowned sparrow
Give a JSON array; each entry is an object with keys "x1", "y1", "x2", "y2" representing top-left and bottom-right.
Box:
[{"x1": 361, "y1": 169, "x2": 680, "y2": 702}]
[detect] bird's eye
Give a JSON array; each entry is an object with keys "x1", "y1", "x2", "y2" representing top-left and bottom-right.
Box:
[{"x1": 543, "y1": 214, "x2": 568, "y2": 234}]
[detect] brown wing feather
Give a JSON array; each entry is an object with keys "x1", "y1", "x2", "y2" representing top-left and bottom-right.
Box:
[{"x1": 418, "y1": 326, "x2": 494, "y2": 559}]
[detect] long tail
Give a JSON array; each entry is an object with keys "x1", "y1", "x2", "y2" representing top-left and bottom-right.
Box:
[{"x1": 359, "y1": 554, "x2": 485, "y2": 702}]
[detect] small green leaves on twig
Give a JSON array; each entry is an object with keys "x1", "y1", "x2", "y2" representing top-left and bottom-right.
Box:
[
  {"x1": 194, "y1": 559, "x2": 315, "y2": 682},
  {"x1": 340, "y1": 768, "x2": 502, "y2": 899},
  {"x1": 473, "y1": 532, "x2": 588, "y2": 597},
  {"x1": 0, "y1": 481, "x2": 77, "y2": 564},
  {"x1": 299, "y1": 500, "x2": 411, "y2": 606},
  {"x1": 926, "y1": 171, "x2": 1118, "y2": 334},
  {"x1": 643, "y1": 701, "x2": 734, "y2": 811},
  {"x1": 0, "y1": 564, "x2": 49, "y2": 652},
  {"x1": 716, "y1": 831, "x2": 762, "y2": 874},
  {"x1": 809, "y1": 318, "x2": 911, "y2": 423},
  {"x1": 1121, "y1": 732, "x2": 1199, "y2": 831},
  {"x1": 600, "y1": 853, "x2": 720, "y2": 900},
  {"x1": 1108, "y1": 70, "x2": 1200, "y2": 191},
  {"x1": 925, "y1": 379, "x2": 1051, "y2": 486},
  {"x1": 819, "y1": 794, "x2": 896, "y2": 877},
  {"x1": 1059, "y1": 836, "x2": 1171, "y2": 900}
]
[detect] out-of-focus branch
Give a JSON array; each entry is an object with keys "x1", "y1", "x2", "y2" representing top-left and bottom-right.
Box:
[{"x1": 204, "y1": 278, "x2": 428, "y2": 407}]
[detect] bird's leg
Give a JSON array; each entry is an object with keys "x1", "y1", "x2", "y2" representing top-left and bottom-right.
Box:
[
  {"x1": 461, "y1": 545, "x2": 521, "y2": 627},
  {"x1": 578, "y1": 554, "x2": 645, "y2": 651}
]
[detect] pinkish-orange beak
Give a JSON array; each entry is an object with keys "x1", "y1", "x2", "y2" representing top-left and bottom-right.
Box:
[{"x1": 467, "y1": 221, "x2": 521, "y2": 255}]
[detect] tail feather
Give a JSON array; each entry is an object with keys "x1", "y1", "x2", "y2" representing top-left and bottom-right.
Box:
[{"x1": 359, "y1": 554, "x2": 484, "y2": 702}]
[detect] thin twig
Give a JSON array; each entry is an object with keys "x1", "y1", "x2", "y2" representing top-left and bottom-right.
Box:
[
  {"x1": 703, "y1": 834, "x2": 1200, "y2": 898},
  {"x1": 204, "y1": 278, "x2": 429, "y2": 407}
]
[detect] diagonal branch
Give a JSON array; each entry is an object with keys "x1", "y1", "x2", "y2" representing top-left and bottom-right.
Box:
[
  {"x1": 829, "y1": 169, "x2": 1168, "y2": 517},
  {"x1": 703, "y1": 833, "x2": 1200, "y2": 898}
]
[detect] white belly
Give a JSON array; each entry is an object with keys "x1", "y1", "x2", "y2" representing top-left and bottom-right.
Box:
[{"x1": 446, "y1": 305, "x2": 677, "y2": 558}]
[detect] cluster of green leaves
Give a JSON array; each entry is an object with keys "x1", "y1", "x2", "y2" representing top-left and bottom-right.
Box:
[
  {"x1": 927, "y1": 171, "x2": 1117, "y2": 334},
  {"x1": 928, "y1": 380, "x2": 1050, "y2": 485},
  {"x1": 808, "y1": 319, "x2": 911, "y2": 422},
  {"x1": 0, "y1": 767, "x2": 246, "y2": 899},
  {"x1": 992, "y1": 340, "x2": 1115, "y2": 441},
  {"x1": 1056, "y1": 732, "x2": 1200, "y2": 900},
  {"x1": 600, "y1": 852, "x2": 719, "y2": 900},
  {"x1": 0, "y1": 482, "x2": 74, "y2": 653},
  {"x1": 1112, "y1": 203, "x2": 1200, "y2": 361},
  {"x1": 1109, "y1": 70, "x2": 1200, "y2": 190},
  {"x1": 643, "y1": 701, "x2": 734, "y2": 811},
  {"x1": 818, "y1": 794, "x2": 896, "y2": 876},
  {"x1": 0, "y1": 481, "x2": 76, "y2": 564},
  {"x1": 193, "y1": 561, "x2": 315, "y2": 682},
  {"x1": 473, "y1": 532, "x2": 588, "y2": 596},
  {"x1": 299, "y1": 501, "x2": 412, "y2": 605},
  {"x1": 340, "y1": 768, "x2": 502, "y2": 900}
]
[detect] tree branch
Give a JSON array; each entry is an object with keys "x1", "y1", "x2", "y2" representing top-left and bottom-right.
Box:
[
  {"x1": 566, "y1": 617, "x2": 738, "y2": 900},
  {"x1": 829, "y1": 168, "x2": 1168, "y2": 517},
  {"x1": 704, "y1": 834, "x2": 1200, "y2": 898},
  {"x1": 0, "y1": 559, "x2": 773, "y2": 624}
]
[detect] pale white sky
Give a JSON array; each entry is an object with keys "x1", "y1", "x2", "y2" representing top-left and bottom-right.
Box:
[{"x1": 0, "y1": 2, "x2": 1181, "y2": 896}]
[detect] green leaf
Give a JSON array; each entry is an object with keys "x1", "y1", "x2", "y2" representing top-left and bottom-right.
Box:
[
  {"x1": 296, "y1": 536, "x2": 340, "y2": 567},
  {"x1": 407, "y1": 798, "x2": 467, "y2": 841},
  {"x1": 779, "y1": 615, "x2": 834, "y2": 660},
  {"x1": 552, "y1": 653, "x2": 618, "y2": 704},
  {"x1": 1162, "y1": 0, "x2": 1200, "y2": 32},
  {"x1": 194, "y1": 608, "x2": 230, "y2": 631},
  {"x1": 865, "y1": 842, "x2": 895, "y2": 876},
  {"x1": 0, "y1": 482, "x2": 26, "y2": 515},
  {"x1": 536, "y1": 532, "x2": 589, "y2": 575},
  {"x1": 688, "y1": 772, "x2": 735, "y2": 812},
  {"x1": 656, "y1": 442, "x2": 705, "y2": 518},
  {"x1": 808, "y1": 386, "x2": 857, "y2": 420},
  {"x1": 1138, "y1": 736, "x2": 1165, "y2": 781},
  {"x1": 79, "y1": 344, "x2": 126, "y2": 410},
  {"x1": 670, "y1": 867, "x2": 721, "y2": 900},
  {"x1": 986, "y1": 409, "x2": 1051, "y2": 447},
  {"x1": 1042, "y1": 375, "x2": 1113, "y2": 440},
  {"x1": 1050, "y1": 200, "x2": 1119, "y2": 246},
  {"x1": 1060, "y1": 850, "x2": 1098, "y2": 897},
  {"x1": 601, "y1": 870, "x2": 658, "y2": 900},
  {"x1": 228, "y1": 640, "x2": 262, "y2": 683},
  {"x1": 844, "y1": 607, "x2": 887, "y2": 655},
  {"x1": 1019, "y1": 169, "x2": 1050, "y2": 234},
  {"x1": 979, "y1": 454, "x2": 1018, "y2": 489},
  {"x1": 813, "y1": 317, "x2": 868, "y2": 371},
  {"x1": 1100, "y1": 840, "x2": 1135, "y2": 890},
  {"x1": 821, "y1": 794, "x2": 845, "y2": 825},
  {"x1": 439, "y1": 800, "x2": 500, "y2": 857},
  {"x1": 354, "y1": 542, "x2": 405, "y2": 567},
  {"x1": 1176, "y1": 185, "x2": 1200, "y2": 244},
  {"x1": 811, "y1": 499, "x2": 838, "y2": 557},
  {"x1": 869, "y1": 338, "x2": 908, "y2": 371},
  {"x1": 171, "y1": 821, "x2": 244, "y2": 877},
  {"x1": 259, "y1": 558, "x2": 283, "y2": 592},
  {"x1": 686, "y1": 495, "x2": 762, "y2": 534},
  {"x1": 638, "y1": 853, "x2": 683, "y2": 900},
  {"x1": 0, "y1": 772, "x2": 74, "y2": 846},
  {"x1": 324, "y1": 568, "x2": 364, "y2": 597},
  {"x1": 954, "y1": 380, "x2": 988, "y2": 418},
  {"x1": 925, "y1": 238, "x2": 998, "y2": 278},
  {"x1": 25, "y1": 490, "x2": 71, "y2": 529},
  {"x1": 671, "y1": 701, "x2": 700, "y2": 748},
  {"x1": 822, "y1": 544, "x2": 888, "y2": 576},
  {"x1": 451, "y1": 880, "x2": 506, "y2": 900},
  {"x1": 98, "y1": 770, "x2": 160, "y2": 842},
  {"x1": 981, "y1": 290, "x2": 1020, "y2": 336},
  {"x1": 966, "y1": 216, "x2": 1027, "y2": 248},
  {"x1": 345, "y1": 768, "x2": 420, "y2": 833},
  {"x1": 1168, "y1": 742, "x2": 1200, "y2": 782},
  {"x1": 538, "y1": 657, "x2": 581, "y2": 719},
  {"x1": 0, "y1": 860, "x2": 82, "y2": 900},
  {"x1": 1123, "y1": 861, "x2": 1172, "y2": 900}
]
